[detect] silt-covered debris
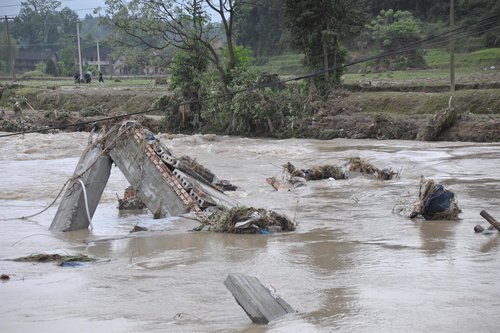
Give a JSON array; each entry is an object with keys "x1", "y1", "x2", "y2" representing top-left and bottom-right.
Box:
[
  {"x1": 269, "y1": 157, "x2": 397, "y2": 190},
  {"x1": 13, "y1": 253, "x2": 96, "y2": 266},
  {"x1": 410, "y1": 179, "x2": 461, "y2": 220},
  {"x1": 193, "y1": 206, "x2": 296, "y2": 233}
]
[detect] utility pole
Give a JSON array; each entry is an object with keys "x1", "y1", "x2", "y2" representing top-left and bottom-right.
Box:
[
  {"x1": 450, "y1": 0, "x2": 455, "y2": 92},
  {"x1": 4, "y1": 16, "x2": 16, "y2": 81},
  {"x1": 76, "y1": 22, "x2": 83, "y2": 80},
  {"x1": 96, "y1": 40, "x2": 101, "y2": 72}
]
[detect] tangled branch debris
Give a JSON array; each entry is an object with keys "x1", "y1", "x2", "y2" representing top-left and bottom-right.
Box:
[
  {"x1": 417, "y1": 101, "x2": 457, "y2": 141},
  {"x1": 14, "y1": 253, "x2": 96, "y2": 266},
  {"x1": 410, "y1": 179, "x2": 461, "y2": 220},
  {"x1": 277, "y1": 157, "x2": 396, "y2": 189},
  {"x1": 193, "y1": 206, "x2": 296, "y2": 233}
]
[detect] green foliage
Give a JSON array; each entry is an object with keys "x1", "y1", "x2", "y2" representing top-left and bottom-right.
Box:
[
  {"x1": 367, "y1": 9, "x2": 421, "y2": 49},
  {"x1": 285, "y1": 0, "x2": 366, "y2": 95},
  {"x1": 21, "y1": 70, "x2": 47, "y2": 78},
  {"x1": 13, "y1": 0, "x2": 79, "y2": 53},
  {"x1": 56, "y1": 43, "x2": 77, "y2": 75},
  {"x1": 201, "y1": 68, "x2": 306, "y2": 136},
  {"x1": 56, "y1": 61, "x2": 67, "y2": 76},
  {"x1": 0, "y1": 30, "x2": 19, "y2": 74},
  {"x1": 35, "y1": 62, "x2": 47, "y2": 72},
  {"x1": 364, "y1": 9, "x2": 426, "y2": 70},
  {"x1": 168, "y1": 43, "x2": 209, "y2": 131},
  {"x1": 235, "y1": 0, "x2": 289, "y2": 56},
  {"x1": 45, "y1": 59, "x2": 58, "y2": 76}
]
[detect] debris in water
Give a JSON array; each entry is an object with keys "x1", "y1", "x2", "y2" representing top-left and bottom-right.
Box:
[
  {"x1": 1, "y1": 274, "x2": 10, "y2": 280},
  {"x1": 271, "y1": 157, "x2": 396, "y2": 190},
  {"x1": 417, "y1": 98, "x2": 457, "y2": 141},
  {"x1": 477, "y1": 210, "x2": 500, "y2": 233},
  {"x1": 410, "y1": 179, "x2": 461, "y2": 220},
  {"x1": 118, "y1": 186, "x2": 146, "y2": 210},
  {"x1": 193, "y1": 206, "x2": 296, "y2": 233},
  {"x1": 130, "y1": 225, "x2": 149, "y2": 233},
  {"x1": 14, "y1": 253, "x2": 96, "y2": 266},
  {"x1": 224, "y1": 274, "x2": 295, "y2": 324}
]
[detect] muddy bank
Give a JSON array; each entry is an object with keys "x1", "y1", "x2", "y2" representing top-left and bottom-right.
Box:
[{"x1": 0, "y1": 84, "x2": 498, "y2": 142}]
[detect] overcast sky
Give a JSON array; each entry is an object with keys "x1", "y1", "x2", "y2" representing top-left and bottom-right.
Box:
[{"x1": 0, "y1": 0, "x2": 107, "y2": 18}]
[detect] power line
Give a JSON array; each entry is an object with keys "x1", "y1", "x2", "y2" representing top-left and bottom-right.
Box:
[{"x1": 1, "y1": 14, "x2": 499, "y2": 139}]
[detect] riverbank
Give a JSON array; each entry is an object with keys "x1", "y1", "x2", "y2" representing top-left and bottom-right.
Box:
[{"x1": 0, "y1": 81, "x2": 499, "y2": 141}]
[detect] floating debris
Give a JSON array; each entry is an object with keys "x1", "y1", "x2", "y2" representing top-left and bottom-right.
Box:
[
  {"x1": 130, "y1": 225, "x2": 149, "y2": 233},
  {"x1": 271, "y1": 157, "x2": 396, "y2": 190},
  {"x1": 410, "y1": 179, "x2": 461, "y2": 220},
  {"x1": 193, "y1": 206, "x2": 296, "y2": 233},
  {"x1": 1, "y1": 274, "x2": 10, "y2": 280},
  {"x1": 14, "y1": 253, "x2": 96, "y2": 266},
  {"x1": 347, "y1": 157, "x2": 396, "y2": 180},
  {"x1": 475, "y1": 210, "x2": 500, "y2": 233}
]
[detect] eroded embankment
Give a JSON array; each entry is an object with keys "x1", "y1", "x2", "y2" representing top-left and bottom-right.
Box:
[{"x1": 0, "y1": 84, "x2": 499, "y2": 141}]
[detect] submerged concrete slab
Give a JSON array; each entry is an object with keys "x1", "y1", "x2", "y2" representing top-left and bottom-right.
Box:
[
  {"x1": 50, "y1": 144, "x2": 112, "y2": 232},
  {"x1": 224, "y1": 274, "x2": 295, "y2": 324}
]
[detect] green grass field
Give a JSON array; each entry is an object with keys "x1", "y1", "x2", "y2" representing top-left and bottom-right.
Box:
[
  {"x1": 252, "y1": 48, "x2": 500, "y2": 85},
  {"x1": 2, "y1": 48, "x2": 498, "y2": 89}
]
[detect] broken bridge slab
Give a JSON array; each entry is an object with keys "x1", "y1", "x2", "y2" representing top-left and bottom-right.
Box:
[
  {"x1": 224, "y1": 274, "x2": 295, "y2": 324},
  {"x1": 108, "y1": 125, "x2": 199, "y2": 218},
  {"x1": 50, "y1": 121, "x2": 238, "y2": 232}
]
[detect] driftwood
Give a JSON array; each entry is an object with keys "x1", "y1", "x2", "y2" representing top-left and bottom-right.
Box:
[
  {"x1": 480, "y1": 210, "x2": 500, "y2": 232},
  {"x1": 224, "y1": 274, "x2": 295, "y2": 324},
  {"x1": 417, "y1": 97, "x2": 457, "y2": 141}
]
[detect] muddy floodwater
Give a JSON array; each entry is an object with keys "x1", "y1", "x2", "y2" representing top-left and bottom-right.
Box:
[{"x1": 0, "y1": 132, "x2": 499, "y2": 332}]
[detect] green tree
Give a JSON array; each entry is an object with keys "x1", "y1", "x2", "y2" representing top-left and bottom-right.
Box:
[
  {"x1": 235, "y1": 0, "x2": 288, "y2": 56},
  {"x1": 285, "y1": 0, "x2": 366, "y2": 95},
  {"x1": 104, "y1": 0, "x2": 241, "y2": 94},
  {"x1": 0, "y1": 27, "x2": 20, "y2": 75},
  {"x1": 45, "y1": 58, "x2": 58, "y2": 76},
  {"x1": 56, "y1": 42, "x2": 77, "y2": 76},
  {"x1": 365, "y1": 9, "x2": 426, "y2": 70},
  {"x1": 13, "y1": 0, "x2": 79, "y2": 54}
]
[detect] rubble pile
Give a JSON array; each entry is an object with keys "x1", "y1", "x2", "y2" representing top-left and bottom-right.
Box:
[
  {"x1": 118, "y1": 186, "x2": 146, "y2": 210},
  {"x1": 193, "y1": 206, "x2": 296, "y2": 233}
]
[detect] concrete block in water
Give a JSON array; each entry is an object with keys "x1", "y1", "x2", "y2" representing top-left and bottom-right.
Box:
[
  {"x1": 224, "y1": 274, "x2": 295, "y2": 324},
  {"x1": 50, "y1": 145, "x2": 112, "y2": 232},
  {"x1": 108, "y1": 130, "x2": 192, "y2": 218}
]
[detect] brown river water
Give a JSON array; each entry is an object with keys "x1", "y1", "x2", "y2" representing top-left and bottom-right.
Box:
[{"x1": 0, "y1": 132, "x2": 499, "y2": 332}]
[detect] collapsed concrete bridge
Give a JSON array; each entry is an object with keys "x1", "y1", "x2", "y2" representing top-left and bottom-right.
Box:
[{"x1": 50, "y1": 121, "x2": 236, "y2": 232}]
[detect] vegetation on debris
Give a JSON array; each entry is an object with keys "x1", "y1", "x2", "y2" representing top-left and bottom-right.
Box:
[
  {"x1": 283, "y1": 157, "x2": 396, "y2": 182},
  {"x1": 193, "y1": 206, "x2": 296, "y2": 233},
  {"x1": 14, "y1": 253, "x2": 96, "y2": 265}
]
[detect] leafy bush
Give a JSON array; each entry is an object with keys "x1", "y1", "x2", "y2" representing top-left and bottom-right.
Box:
[
  {"x1": 21, "y1": 70, "x2": 47, "y2": 78},
  {"x1": 364, "y1": 9, "x2": 426, "y2": 70}
]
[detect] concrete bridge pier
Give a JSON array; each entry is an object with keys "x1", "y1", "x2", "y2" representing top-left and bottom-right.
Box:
[{"x1": 49, "y1": 144, "x2": 112, "y2": 232}]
